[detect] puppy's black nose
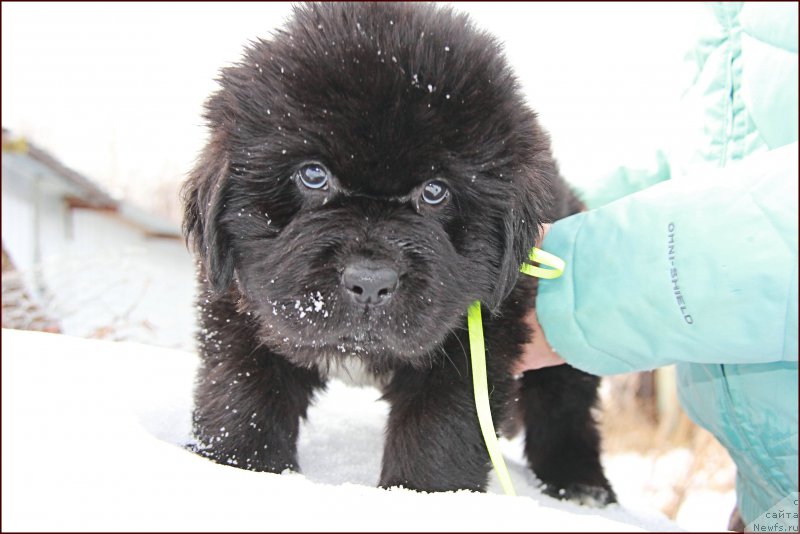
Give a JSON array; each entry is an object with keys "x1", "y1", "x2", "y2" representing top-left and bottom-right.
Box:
[{"x1": 342, "y1": 263, "x2": 399, "y2": 306}]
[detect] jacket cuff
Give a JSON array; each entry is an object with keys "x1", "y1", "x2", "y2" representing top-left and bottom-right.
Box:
[{"x1": 535, "y1": 214, "x2": 639, "y2": 376}]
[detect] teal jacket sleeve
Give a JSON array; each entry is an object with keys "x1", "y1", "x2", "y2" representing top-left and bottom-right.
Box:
[
  {"x1": 536, "y1": 143, "x2": 798, "y2": 375},
  {"x1": 574, "y1": 150, "x2": 671, "y2": 210}
]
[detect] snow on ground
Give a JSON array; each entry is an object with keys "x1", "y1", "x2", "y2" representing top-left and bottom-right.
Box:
[
  {"x1": 2, "y1": 329, "x2": 680, "y2": 532},
  {"x1": 603, "y1": 452, "x2": 736, "y2": 532}
]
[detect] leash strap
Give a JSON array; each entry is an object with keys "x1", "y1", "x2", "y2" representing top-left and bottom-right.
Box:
[
  {"x1": 520, "y1": 246, "x2": 566, "y2": 279},
  {"x1": 468, "y1": 300, "x2": 517, "y2": 496},
  {"x1": 468, "y1": 246, "x2": 565, "y2": 496}
]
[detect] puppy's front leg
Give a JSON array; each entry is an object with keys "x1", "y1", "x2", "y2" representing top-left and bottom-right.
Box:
[
  {"x1": 192, "y1": 346, "x2": 324, "y2": 473},
  {"x1": 191, "y1": 292, "x2": 324, "y2": 472},
  {"x1": 380, "y1": 358, "x2": 513, "y2": 492}
]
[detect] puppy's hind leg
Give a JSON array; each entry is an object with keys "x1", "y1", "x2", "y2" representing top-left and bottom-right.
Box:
[{"x1": 520, "y1": 365, "x2": 617, "y2": 506}]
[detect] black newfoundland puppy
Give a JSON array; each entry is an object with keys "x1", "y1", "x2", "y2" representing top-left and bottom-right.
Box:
[{"x1": 183, "y1": 2, "x2": 615, "y2": 504}]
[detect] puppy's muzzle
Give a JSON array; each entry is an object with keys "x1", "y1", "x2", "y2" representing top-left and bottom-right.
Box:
[{"x1": 342, "y1": 261, "x2": 399, "y2": 306}]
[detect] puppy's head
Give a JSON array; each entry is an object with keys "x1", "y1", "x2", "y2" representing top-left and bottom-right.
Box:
[{"x1": 183, "y1": 2, "x2": 559, "y2": 369}]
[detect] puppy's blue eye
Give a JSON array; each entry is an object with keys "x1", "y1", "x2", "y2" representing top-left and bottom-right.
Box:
[
  {"x1": 421, "y1": 180, "x2": 448, "y2": 205},
  {"x1": 298, "y1": 164, "x2": 330, "y2": 190}
]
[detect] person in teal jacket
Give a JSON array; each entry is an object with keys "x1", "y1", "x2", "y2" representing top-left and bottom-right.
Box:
[{"x1": 520, "y1": 2, "x2": 798, "y2": 529}]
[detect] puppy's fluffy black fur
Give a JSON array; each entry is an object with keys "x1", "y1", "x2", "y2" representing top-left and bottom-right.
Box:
[{"x1": 183, "y1": 2, "x2": 614, "y2": 502}]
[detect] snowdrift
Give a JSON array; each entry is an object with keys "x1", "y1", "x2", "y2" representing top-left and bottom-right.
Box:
[{"x1": 2, "y1": 329, "x2": 680, "y2": 531}]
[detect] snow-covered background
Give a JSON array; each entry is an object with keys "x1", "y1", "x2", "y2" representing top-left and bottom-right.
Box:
[{"x1": 3, "y1": 329, "x2": 687, "y2": 532}]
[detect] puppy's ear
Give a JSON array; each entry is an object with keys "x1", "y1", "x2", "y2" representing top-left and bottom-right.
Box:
[
  {"x1": 487, "y1": 153, "x2": 560, "y2": 311},
  {"x1": 182, "y1": 136, "x2": 234, "y2": 293},
  {"x1": 487, "y1": 188, "x2": 543, "y2": 311}
]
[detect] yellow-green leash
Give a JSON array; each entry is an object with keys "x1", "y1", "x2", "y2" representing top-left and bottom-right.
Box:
[
  {"x1": 520, "y1": 247, "x2": 566, "y2": 279},
  {"x1": 468, "y1": 245, "x2": 565, "y2": 496}
]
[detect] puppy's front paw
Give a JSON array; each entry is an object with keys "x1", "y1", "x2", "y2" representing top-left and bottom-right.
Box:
[
  {"x1": 540, "y1": 481, "x2": 617, "y2": 507},
  {"x1": 188, "y1": 435, "x2": 298, "y2": 473}
]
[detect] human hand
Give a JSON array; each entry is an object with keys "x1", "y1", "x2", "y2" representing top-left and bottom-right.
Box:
[
  {"x1": 514, "y1": 223, "x2": 567, "y2": 374},
  {"x1": 515, "y1": 306, "x2": 566, "y2": 373}
]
